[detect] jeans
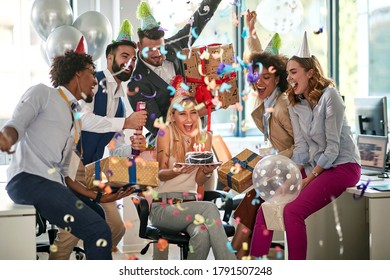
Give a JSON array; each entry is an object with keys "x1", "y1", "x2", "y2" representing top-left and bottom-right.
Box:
[{"x1": 6, "y1": 172, "x2": 112, "y2": 260}]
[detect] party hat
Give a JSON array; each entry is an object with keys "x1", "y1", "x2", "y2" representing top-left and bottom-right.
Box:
[
  {"x1": 74, "y1": 36, "x2": 86, "y2": 54},
  {"x1": 296, "y1": 31, "x2": 311, "y2": 58},
  {"x1": 137, "y1": 1, "x2": 160, "y2": 31},
  {"x1": 107, "y1": 20, "x2": 137, "y2": 51},
  {"x1": 264, "y1": 33, "x2": 281, "y2": 55}
]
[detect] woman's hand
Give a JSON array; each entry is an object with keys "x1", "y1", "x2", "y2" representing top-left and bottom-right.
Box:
[
  {"x1": 246, "y1": 9, "x2": 257, "y2": 35},
  {"x1": 173, "y1": 163, "x2": 198, "y2": 174},
  {"x1": 200, "y1": 164, "x2": 218, "y2": 175}
]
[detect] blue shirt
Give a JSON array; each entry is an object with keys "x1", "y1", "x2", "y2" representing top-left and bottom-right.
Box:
[
  {"x1": 5, "y1": 84, "x2": 79, "y2": 185},
  {"x1": 288, "y1": 86, "x2": 360, "y2": 174}
]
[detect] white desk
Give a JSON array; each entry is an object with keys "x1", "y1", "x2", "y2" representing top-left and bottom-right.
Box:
[
  {"x1": 0, "y1": 182, "x2": 36, "y2": 260},
  {"x1": 346, "y1": 179, "x2": 390, "y2": 260}
]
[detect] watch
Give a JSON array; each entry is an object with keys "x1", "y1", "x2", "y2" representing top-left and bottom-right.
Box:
[
  {"x1": 312, "y1": 170, "x2": 319, "y2": 177},
  {"x1": 94, "y1": 191, "x2": 103, "y2": 203}
]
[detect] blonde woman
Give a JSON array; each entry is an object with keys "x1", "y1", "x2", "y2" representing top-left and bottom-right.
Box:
[{"x1": 150, "y1": 94, "x2": 236, "y2": 260}]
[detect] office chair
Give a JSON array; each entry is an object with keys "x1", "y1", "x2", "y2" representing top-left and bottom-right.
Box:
[
  {"x1": 134, "y1": 190, "x2": 236, "y2": 260},
  {"x1": 35, "y1": 211, "x2": 85, "y2": 260}
]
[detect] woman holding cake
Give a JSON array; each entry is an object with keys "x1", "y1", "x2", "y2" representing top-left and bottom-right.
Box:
[
  {"x1": 230, "y1": 9, "x2": 295, "y2": 259},
  {"x1": 149, "y1": 94, "x2": 236, "y2": 260}
]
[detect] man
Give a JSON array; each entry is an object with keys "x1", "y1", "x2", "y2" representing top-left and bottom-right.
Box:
[
  {"x1": 0, "y1": 50, "x2": 133, "y2": 260},
  {"x1": 49, "y1": 20, "x2": 147, "y2": 259},
  {"x1": 127, "y1": 0, "x2": 222, "y2": 146}
]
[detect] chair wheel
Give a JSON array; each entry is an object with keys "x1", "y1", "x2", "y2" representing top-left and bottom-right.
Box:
[{"x1": 75, "y1": 252, "x2": 84, "y2": 260}]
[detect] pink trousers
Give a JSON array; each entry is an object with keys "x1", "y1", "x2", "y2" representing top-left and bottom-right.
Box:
[{"x1": 249, "y1": 162, "x2": 361, "y2": 260}]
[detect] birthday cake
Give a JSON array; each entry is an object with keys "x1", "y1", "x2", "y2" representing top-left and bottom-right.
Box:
[{"x1": 185, "y1": 151, "x2": 214, "y2": 164}]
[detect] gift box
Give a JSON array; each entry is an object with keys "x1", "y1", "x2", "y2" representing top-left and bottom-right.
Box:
[
  {"x1": 262, "y1": 202, "x2": 286, "y2": 231},
  {"x1": 217, "y1": 149, "x2": 261, "y2": 193},
  {"x1": 182, "y1": 43, "x2": 238, "y2": 109},
  {"x1": 85, "y1": 156, "x2": 158, "y2": 190}
]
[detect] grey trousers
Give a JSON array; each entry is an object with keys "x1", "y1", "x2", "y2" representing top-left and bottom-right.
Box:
[{"x1": 149, "y1": 201, "x2": 236, "y2": 260}]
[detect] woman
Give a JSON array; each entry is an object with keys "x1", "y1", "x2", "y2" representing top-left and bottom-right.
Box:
[
  {"x1": 150, "y1": 94, "x2": 236, "y2": 260},
  {"x1": 231, "y1": 10, "x2": 294, "y2": 259},
  {"x1": 249, "y1": 35, "x2": 361, "y2": 260},
  {"x1": 231, "y1": 51, "x2": 294, "y2": 259}
]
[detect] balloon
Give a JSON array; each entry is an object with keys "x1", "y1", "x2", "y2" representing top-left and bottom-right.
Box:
[
  {"x1": 73, "y1": 11, "x2": 112, "y2": 61},
  {"x1": 252, "y1": 155, "x2": 302, "y2": 204},
  {"x1": 256, "y1": 0, "x2": 304, "y2": 34},
  {"x1": 39, "y1": 41, "x2": 50, "y2": 66},
  {"x1": 46, "y1": 26, "x2": 87, "y2": 62},
  {"x1": 31, "y1": 0, "x2": 73, "y2": 41}
]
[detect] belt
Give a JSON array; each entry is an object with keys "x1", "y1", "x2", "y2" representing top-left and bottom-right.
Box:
[{"x1": 152, "y1": 198, "x2": 197, "y2": 204}]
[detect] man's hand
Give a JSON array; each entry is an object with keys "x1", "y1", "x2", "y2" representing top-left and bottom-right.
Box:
[
  {"x1": 123, "y1": 111, "x2": 147, "y2": 129},
  {"x1": 0, "y1": 127, "x2": 17, "y2": 154},
  {"x1": 100, "y1": 187, "x2": 134, "y2": 203},
  {"x1": 130, "y1": 134, "x2": 146, "y2": 153}
]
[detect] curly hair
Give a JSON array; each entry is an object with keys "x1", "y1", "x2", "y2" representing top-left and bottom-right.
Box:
[
  {"x1": 137, "y1": 26, "x2": 165, "y2": 43},
  {"x1": 249, "y1": 51, "x2": 289, "y2": 92},
  {"x1": 49, "y1": 50, "x2": 95, "y2": 88},
  {"x1": 286, "y1": 55, "x2": 335, "y2": 106}
]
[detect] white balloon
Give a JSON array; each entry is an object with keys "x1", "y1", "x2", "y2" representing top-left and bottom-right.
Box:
[
  {"x1": 256, "y1": 0, "x2": 304, "y2": 34},
  {"x1": 46, "y1": 26, "x2": 87, "y2": 63},
  {"x1": 73, "y1": 11, "x2": 112, "y2": 61},
  {"x1": 252, "y1": 155, "x2": 302, "y2": 204},
  {"x1": 31, "y1": 0, "x2": 73, "y2": 41},
  {"x1": 39, "y1": 41, "x2": 50, "y2": 66}
]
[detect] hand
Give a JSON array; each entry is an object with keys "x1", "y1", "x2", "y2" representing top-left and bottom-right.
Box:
[
  {"x1": 301, "y1": 177, "x2": 311, "y2": 189},
  {"x1": 130, "y1": 135, "x2": 146, "y2": 153},
  {"x1": 123, "y1": 110, "x2": 147, "y2": 129},
  {"x1": 245, "y1": 9, "x2": 257, "y2": 35},
  {"x1": 0, "y1": 132, "x2": 14, "y2": 154},
  {"x1": 100, "y1": 186, "x2": 134, "y2": 203},
  {"x1": 173, "y1": 164, "x2": 198, "y2": 174},
  {"x1": 201, "y1": 164, "x2": 218, "y2": 175}
]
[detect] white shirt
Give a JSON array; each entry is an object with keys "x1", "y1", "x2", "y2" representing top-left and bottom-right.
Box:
[
  {"x1": 80, "y1": 69, "x2": 125, "y2": 133},
  {"x1": 142, "y1": 58, "x2": 175, "y2": 84},
  {"x1": 5, "y1": 84, "x2": 79, "y2": 185},
  {"x1": 79, "y1": 69, "x2": 133, "y2": 158}
]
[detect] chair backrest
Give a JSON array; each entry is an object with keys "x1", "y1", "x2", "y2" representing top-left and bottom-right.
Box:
[
  {"x1": 134, "y1": 196, "x2": 150, "y2": 239},
  {"x1": 212, "y1": 135, "x2": 232, "y2": 163}
]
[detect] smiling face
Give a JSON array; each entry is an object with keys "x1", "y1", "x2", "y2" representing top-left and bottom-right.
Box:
[
  {"x1": 108, "y1": 45, "x2": 137, "y2": 82},
  {"x1": 139, "y1": 37, "x2": 165, "y2": 67},
  {"x1": 171, "y1": 101, "x2": 199, "y2": 137},
  {"x1": 77, "y1": 65, "x2": 97, "y2": 103},
  {"x1": 253, "y1": 67, "x2": 280, "y2": 100},
  {"x1": 286, "y1": 59, "x2": 314, "y2": 97}
]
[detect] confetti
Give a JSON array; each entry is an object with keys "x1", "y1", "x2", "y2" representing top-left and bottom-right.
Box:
[
  {"x1": 96, "y1": 238, "x2": 108, "y2": 247},
  {"x1": 63, "y1": 214, "x2": 74, "y2": 223}
]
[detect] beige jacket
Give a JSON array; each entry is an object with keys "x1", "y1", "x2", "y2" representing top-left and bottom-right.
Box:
[{"x1": 251, "y1": 93, "x2": 294, "y2": 158}]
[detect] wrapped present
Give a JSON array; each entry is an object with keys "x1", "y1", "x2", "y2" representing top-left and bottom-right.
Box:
[
  {"x1": 262, "y1": 202, "x2": 286, "y2": 231},
  {"x1": 182, "y1": 43, "x2": 239, "y2": 110},
  {"x1": 217, "y1": 149, "x2": 261, "y2": 193},
  {"x1": 85, "y1": 156, "x2": 158, "y2": 190}
]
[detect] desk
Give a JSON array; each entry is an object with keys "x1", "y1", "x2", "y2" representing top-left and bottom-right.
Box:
[
  {"x1": 346, "y1": 179, "x2": 390, "y2": 260},
  {"x1": 0, "y1": 182, "x2": 36, "y2": 260}
]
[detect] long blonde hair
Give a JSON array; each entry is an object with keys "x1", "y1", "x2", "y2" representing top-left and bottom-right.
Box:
[
  {"x1": 166, "y1": 95, "x2": 205, "y2": 162},
  {"x1": 287, "y1": 55, "x2": 336, "y2": 106}
]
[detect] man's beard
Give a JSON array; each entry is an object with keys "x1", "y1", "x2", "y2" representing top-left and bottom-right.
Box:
[
  {"x1": 112, "y1": 60, "x2": 132, "y2": 82},
  {"x1": 84, "y1": 94, "x2": 93, "y2": 103}
]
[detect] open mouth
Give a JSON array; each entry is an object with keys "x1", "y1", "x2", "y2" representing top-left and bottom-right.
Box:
[
  {"x1": 184, "y1": 124, "x2": 193, "y2": 132},
  {"x1": 257, "y1": 87, "x2": 266, "y2": 94},
  {"x1": 289, "y1": 81, "x2": 298, "y2": 91}
]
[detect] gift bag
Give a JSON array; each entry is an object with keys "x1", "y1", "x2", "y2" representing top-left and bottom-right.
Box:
[
  {"x1": 262, "y1": 202, "x2": 286, "y2": 231},
  {"x1": 217, "y1": 149, "x2": 261, "y2": 193},
  {"x1": 85, "y1": 156, "x2": 158, "y2": 190}
]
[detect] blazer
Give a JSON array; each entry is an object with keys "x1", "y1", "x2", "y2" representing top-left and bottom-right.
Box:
[
  {"x1": 251, "y1": 92, "x2": 294, "y2": 158},
  {"x1": 127, "y1": 0, "x2": 222, "y2": 145}
]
